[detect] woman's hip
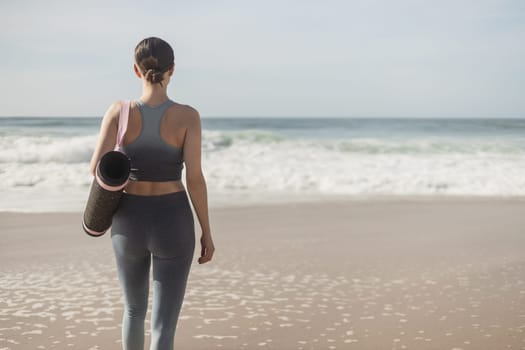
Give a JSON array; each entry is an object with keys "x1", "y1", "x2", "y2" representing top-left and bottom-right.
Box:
[{"x1": 111, "y1": 190, "x2": 195, "y2": 258}]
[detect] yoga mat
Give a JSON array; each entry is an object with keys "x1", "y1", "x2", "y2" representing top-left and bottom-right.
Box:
[{"x1": 82, "y1": 151, "x2": 131, "y2": 236}]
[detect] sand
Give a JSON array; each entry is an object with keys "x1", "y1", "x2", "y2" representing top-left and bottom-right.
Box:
[{"x1": 1, "y1": 196, "x2": 525, "y2": 349}]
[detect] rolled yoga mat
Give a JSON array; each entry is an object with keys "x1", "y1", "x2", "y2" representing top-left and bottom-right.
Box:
[{"x1": 82, "y1": 150, "x2": 131, "y2": 237}]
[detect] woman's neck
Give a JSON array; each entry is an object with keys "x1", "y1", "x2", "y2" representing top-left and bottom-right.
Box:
[{"x1": 140, "y1": 84, "x2": 169, "y2": 105}]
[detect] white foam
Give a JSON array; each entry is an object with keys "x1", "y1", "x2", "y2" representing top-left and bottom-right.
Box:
[{"x1": 1, "y1": 130, "x2": 525, "y2": 212}]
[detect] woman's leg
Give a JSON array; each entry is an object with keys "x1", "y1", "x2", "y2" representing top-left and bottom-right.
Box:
[
  {"x1": 111, "y1": 193, "x2": 152, "y2": 350},
  {"x1": 149, "y1": 253, "x2": 193, "y2": 350},
  {"x1": 148, "y1": 191, "x2": 196, "y2": 350},
  {"x1": 112, "y1": 246, "x2": 151, "y2": 350}
]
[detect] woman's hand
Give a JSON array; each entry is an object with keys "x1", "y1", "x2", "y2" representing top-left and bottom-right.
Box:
[{"x1": 198, "y1": 233, "x2": 215, "y2": 264}]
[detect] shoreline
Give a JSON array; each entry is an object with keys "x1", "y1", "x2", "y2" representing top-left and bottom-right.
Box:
[{"x1": 2, "y1": 194, "x2": 525, "y2": 214}]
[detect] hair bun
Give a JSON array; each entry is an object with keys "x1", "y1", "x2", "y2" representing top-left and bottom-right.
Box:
[
  {"x1": 135, "y1": 37, "x2": 174, "y2": 87},
  {"x1": 143, "y1": 68, "x2": 165, "y2": 84}
]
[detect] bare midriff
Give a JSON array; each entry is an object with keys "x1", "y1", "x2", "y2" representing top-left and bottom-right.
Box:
[{"x1": 123, "y1": 180, "x2": 185, "y2": 196}]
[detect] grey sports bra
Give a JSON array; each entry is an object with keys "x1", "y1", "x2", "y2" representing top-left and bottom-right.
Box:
[{"x1": 121, "y1": 99, "x2": 184, "y2": 181}]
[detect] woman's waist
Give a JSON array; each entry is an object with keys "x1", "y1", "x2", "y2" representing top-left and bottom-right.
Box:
[{"x1": 123, "y1": 179, "x2": 185, "y2": 196}]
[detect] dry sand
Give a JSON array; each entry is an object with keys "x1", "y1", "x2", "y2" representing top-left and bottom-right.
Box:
[{"x1": 1, "y1": 197, "x2": 525, "y2": 349}]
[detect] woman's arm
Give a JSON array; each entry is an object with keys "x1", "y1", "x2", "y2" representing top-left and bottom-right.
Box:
[
  {"x1": 89, "y1": 101, "x2": 120, "y2": 176},
  {"x1": 183, "y1": 106, "x2": 215, "y2": 264}
]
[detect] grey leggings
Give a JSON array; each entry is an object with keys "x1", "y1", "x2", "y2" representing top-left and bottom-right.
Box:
[{"x1": 110, "y1": 190, "x2": 195, "y2": 350}]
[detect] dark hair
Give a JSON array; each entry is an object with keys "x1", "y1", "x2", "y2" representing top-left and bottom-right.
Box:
[{"x1": 134, "y1": 37, "x2": 174, "y2": 87}]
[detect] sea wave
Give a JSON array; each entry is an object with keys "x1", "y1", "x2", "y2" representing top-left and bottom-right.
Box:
[
  {"x1": 1, "y1": 128, "x2": 524, "y2": 212},
  {"x1": 0, "y1": 134, "x2": 95, "y2": 164},
  {"x1": 2, "y1": 129, "x2": 523, "y2": 164}
]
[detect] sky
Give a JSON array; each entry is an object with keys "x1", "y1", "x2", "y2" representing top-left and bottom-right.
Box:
[{"x1": 1, "y1": 0, "x2": 524, "y2": 118}]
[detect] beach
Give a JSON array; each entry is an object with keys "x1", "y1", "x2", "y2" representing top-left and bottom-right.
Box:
[
  {"x1": 1, "y1": 196, "x2": 525, "y2": 349},
  {"x1": 3, "y1": 0, "x2": 525, "y2": 347}
]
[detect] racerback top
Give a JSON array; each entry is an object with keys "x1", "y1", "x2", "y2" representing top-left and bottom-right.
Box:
[{"x1": 121, "y1": 99, "x2": 184, "y2": 182}]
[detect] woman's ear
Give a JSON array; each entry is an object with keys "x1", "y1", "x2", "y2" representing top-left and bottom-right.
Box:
[{"x1": 133, "y1": 63, "x2": 142, "y2": 79}]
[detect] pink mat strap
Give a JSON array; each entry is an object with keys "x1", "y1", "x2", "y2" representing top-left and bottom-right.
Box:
[{"x1": 115, "y1": 100, "x2": 131, "y2": 152}]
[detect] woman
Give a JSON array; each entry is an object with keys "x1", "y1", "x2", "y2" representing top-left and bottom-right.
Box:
[{"x1": 89, "y1": 36, "x2": 215, "y2": 350}]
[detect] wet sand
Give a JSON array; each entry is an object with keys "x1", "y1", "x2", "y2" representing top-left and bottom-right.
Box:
[{"x1": 1, "y1": 197, "x2": 525, "y2": 349}]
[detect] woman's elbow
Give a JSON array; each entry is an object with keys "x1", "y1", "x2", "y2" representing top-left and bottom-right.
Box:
[{"x1": 186, "y1": 170, "x2": 205, "y2": 186}]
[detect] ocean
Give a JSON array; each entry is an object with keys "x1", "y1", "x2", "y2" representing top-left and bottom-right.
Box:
[{"x1": 1, "y1": 116, "x2": 524, "y2": 212}]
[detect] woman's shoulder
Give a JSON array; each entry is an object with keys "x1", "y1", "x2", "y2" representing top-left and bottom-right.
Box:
[
  {"x1": 168, "y1": 102, "x2": 201, "y2": 123},
  {"x1": 107, "y1": 99, "x2": 131, "y2": 114},
  {"x1": 171, "y1": 101, "x2": 199, "y2": 114},
  {"x1": 100, "y1": 100, "x2": 124, "y2": 125}
]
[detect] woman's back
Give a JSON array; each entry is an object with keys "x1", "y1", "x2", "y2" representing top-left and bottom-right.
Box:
[{"x1": 122, "y1": 98, "x2": 194, "y2": 195}]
